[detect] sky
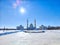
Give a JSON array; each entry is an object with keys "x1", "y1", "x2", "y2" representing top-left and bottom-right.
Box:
[{"x1": 0, "y1": 0, "x2": 60, "y2": 28}]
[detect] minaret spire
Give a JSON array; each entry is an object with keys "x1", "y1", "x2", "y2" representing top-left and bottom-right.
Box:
[
  {"x1": 34, "y1": 19, "x2": 36, "y2": 29},
  {"x1": 27, "y1": 19, "x2": 28, "y2": 30}
]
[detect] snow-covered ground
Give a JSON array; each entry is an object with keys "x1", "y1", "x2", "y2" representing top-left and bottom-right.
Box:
[
  {"x1": 0, "y1": 30, "x2": 20, "y2": 34},
  {"x1": 0, "y1": 30, "x2": 60, "y2": 45}
]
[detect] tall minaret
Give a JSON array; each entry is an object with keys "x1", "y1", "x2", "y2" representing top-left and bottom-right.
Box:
[
  {"x1": 27, "y1": 19, "x2": 28, "y2": 30},
  {"x1": 34, "y1": 19, "x2": 36, "y2": 29}
]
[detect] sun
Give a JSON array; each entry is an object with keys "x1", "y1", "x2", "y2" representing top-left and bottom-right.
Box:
[{"x1": 20, "y1": 7, "x2": 26, "y2": 14}]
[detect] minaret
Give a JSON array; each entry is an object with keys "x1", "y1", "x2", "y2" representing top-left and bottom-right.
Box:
[
  {"x1": 34, "y1": 19, "x2": 36, "y2": 29},
  {"x1": 27, "y1": 19, "x2": 28, "y2": 30}
]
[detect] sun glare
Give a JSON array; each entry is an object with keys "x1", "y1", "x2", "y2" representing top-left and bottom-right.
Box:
[{"x1": 20, "y1": 7, "x2": 26, "y2": 14}]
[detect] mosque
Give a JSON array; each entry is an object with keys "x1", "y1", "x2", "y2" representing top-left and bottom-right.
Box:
[
  {"x1": 27, "y1": 19, "x2": 36, "y2": 30},
  {"x1": 16, "y1": 19, "x2": 36, "y2": 30},
  {"x1": 16, "y1": 19, "x2": 47, "y2": 30}
]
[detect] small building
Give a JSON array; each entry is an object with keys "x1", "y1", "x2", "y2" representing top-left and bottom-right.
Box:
[
  {"x1": 39, "y1": 25, "x2": 47, "y2": 30},
  {"x1": 16, "y1": 25, "x2": 24, "y2": 30}
]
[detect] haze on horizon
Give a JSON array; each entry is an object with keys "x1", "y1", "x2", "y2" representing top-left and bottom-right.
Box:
[{"x1": 0, "y1": 0, "x2": 60, "y2": 28}]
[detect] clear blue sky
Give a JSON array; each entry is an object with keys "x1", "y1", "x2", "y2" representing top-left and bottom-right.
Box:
[{"x1": 0, "y1": 0, "x2": 60, "y2": 28}]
